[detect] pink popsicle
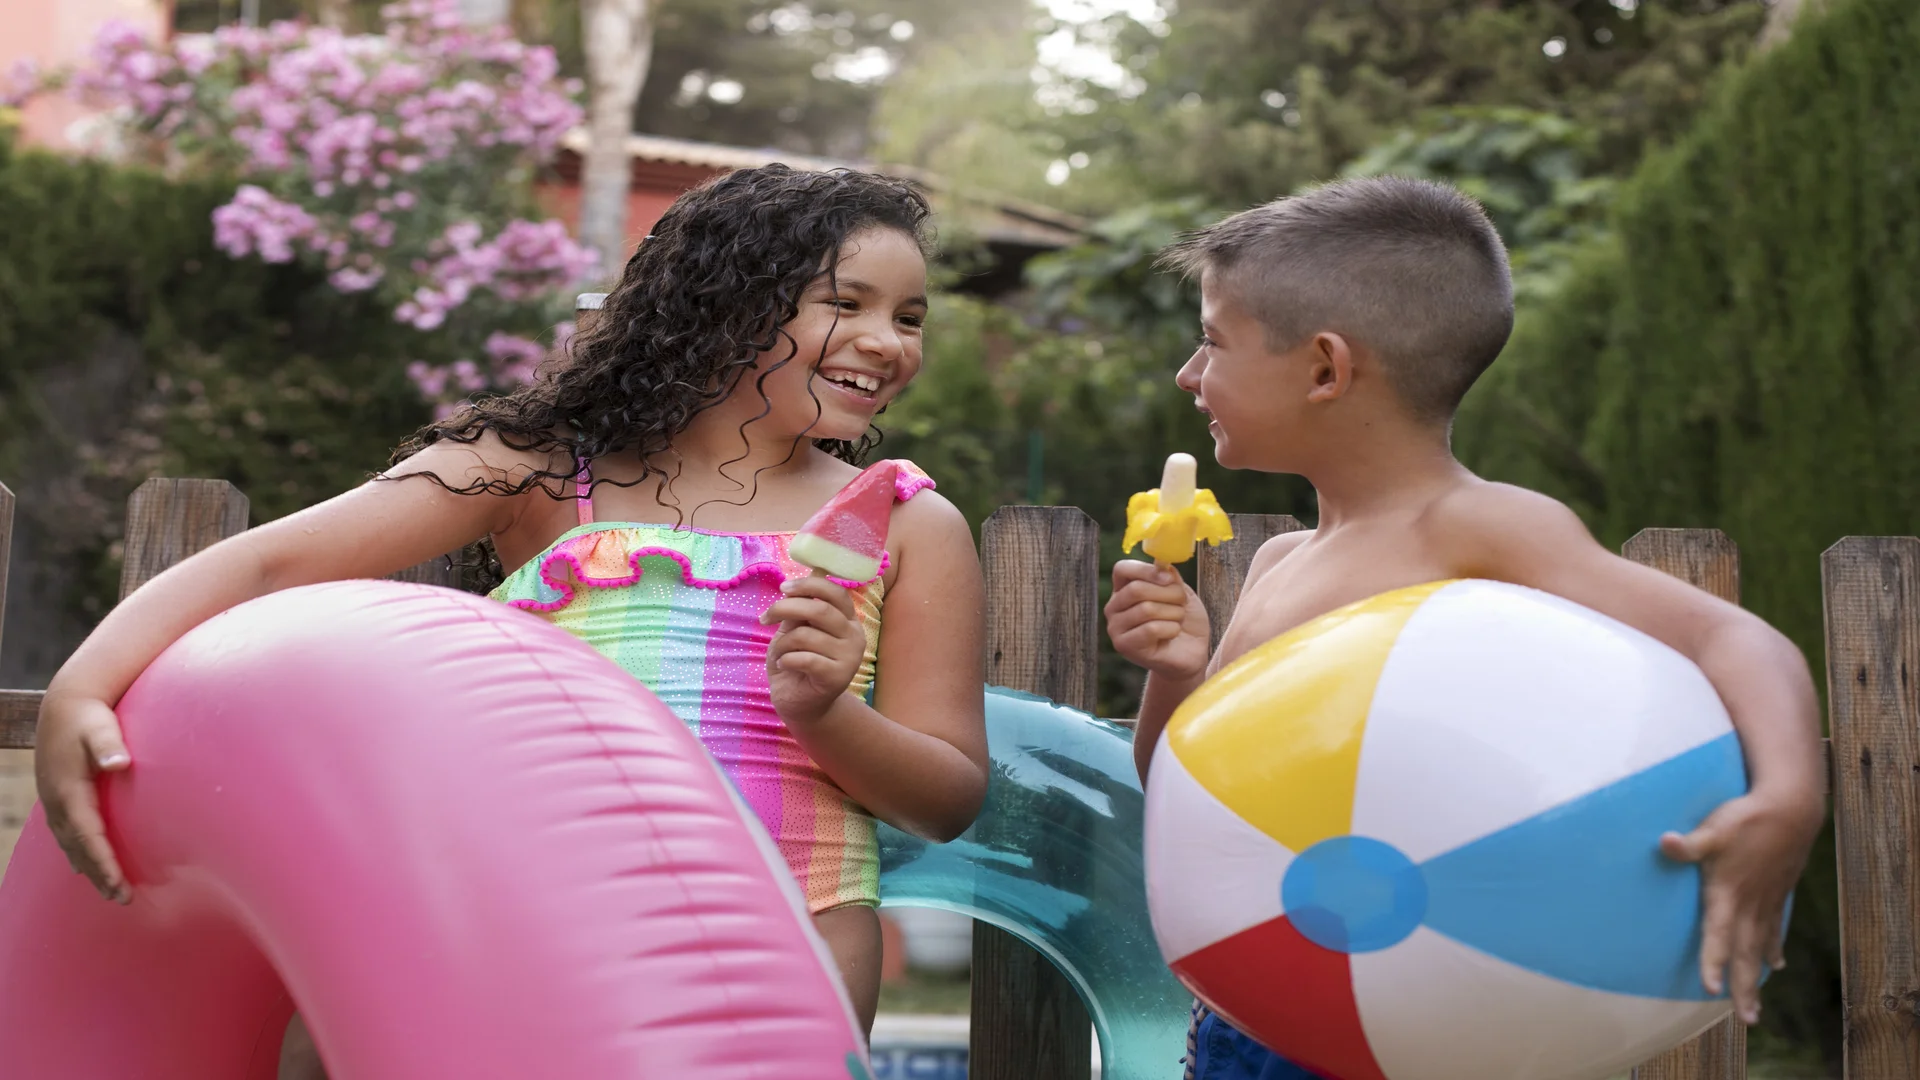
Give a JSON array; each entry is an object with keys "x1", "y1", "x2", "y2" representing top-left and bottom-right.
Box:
[{"x1": 789, "y1": 461, "x2": 900, "y2": 580}]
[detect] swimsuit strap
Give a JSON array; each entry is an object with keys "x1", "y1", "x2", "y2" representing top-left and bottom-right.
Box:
[{"x1": 575, "y1": 459, "x2": 594, "y2": 527}]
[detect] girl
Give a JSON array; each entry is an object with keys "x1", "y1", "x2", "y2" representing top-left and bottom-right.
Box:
[{"x1": 33, "y1": 165, "x2": 990, "y2": 1065}]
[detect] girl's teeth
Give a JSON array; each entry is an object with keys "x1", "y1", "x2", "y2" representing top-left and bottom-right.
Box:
[{"x1": 827, "y1": 372, "x2": 880, "y2": 392}]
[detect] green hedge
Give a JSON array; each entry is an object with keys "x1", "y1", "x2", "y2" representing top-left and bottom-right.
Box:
[
  {"x1": 0, "y1": 130, "x2": 435, "y2": 625},
  {"x1": 1457, "y1": 0, "x2": 1920, "y2": 1062}
]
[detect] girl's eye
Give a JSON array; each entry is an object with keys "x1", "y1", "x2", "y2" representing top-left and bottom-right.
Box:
[
  {"x1": 897, "y1": 314, "x2": 925, "y2": 329},
  {"x1": 1198, "y1": 335, "x2": 1217, "y2": 349},
  {"x1": 833, "y1": 299, "x2": 861, "y2": 311}
]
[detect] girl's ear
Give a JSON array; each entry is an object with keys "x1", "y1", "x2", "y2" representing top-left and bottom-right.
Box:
[{"x1": 1304, "y1": 332, "x2": 1355, "y2": 404}]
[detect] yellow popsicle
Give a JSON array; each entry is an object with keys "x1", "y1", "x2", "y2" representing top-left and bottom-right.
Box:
[{"x1": 1123, "y1": 452, "x2": 1233, "y2": 567}]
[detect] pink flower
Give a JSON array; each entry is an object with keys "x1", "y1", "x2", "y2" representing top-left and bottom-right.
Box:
[
  {"x1": 485, "y1": 332, "x2": 548, "y2": 385},
  {"x1": 1, "y1": 58, "x2": 41, "y2": 109},
  {"x1": 76, "y1": 0, "x2": 590, "y2": 411},
  {"x1": 406, "y1": 359, "x2": 450, "y2": 397},
  {"x1": 450, "y1": 359, "x2": 486, "y2": 391},
  {"x1": 329, "y1": 266, "x2": 386, "y2": 291},
  {"x1": 211, "y1": 185, "x2": 321, "y2": 263},
  {"x1": 176, "y1": 36, "x2": 218, "y2": 76}
]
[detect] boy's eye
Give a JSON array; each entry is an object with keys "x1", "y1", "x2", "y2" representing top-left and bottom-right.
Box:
[{"x1": 1198, "y1": 335, "x2": 1217, "y2": 349}]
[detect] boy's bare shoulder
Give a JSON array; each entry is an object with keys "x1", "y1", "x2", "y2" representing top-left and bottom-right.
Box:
[
  {"x1": 1242, "y1": 528, "x2": 1315, "y2": 591},
  {"x1": 1426, "y1": 479, "x2": 1590, "y2": 543},
  {"x1": 1422, "y1": 479, "x2": 1601, "y2": 576}
]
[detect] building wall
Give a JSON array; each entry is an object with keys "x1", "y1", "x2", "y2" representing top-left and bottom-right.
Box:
[
  {"x1": 534, "y1": 153, "x2": 730, "y2": 266},
  {"x1": 0, "y1": 0, "x2": 170, "y2": 151},
  {"x1": 533, "y1": 182, "x2": 689, "y2": 266}
]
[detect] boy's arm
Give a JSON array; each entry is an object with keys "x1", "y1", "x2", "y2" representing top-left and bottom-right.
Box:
[
  {"x1": 1120, "y1": 530, "x2": 1310, "y2": 784},
  {"x1": 1134, "y1": 667, "x2": 1207, "y2": 785},
  {"x1": 1433, "y1": 484, "x2": 1824, "y2": 1021}
]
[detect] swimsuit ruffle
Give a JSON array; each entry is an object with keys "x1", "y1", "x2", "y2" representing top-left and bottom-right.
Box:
[{"x1": 500, "y1": 459, "x2": 933, "y2": 614}]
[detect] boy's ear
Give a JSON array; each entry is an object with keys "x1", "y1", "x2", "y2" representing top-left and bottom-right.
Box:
[{"x1": 1304, "y1": 332, "x2": 1355, "y2": 404}]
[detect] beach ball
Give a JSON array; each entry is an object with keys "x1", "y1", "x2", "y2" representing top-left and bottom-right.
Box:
[{"x1": 1144, "y1": 580, "x2": 1758, "y2": 1080}]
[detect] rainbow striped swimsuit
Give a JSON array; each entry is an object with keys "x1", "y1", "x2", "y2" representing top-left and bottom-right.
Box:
[{"x1": 490, "y1": 459, "x2": 935, "y2": 913}]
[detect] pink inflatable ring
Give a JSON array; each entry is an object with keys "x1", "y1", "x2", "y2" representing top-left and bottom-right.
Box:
[{"x1": 0, "y1": 581, "x2": 870, "y2": 1079}]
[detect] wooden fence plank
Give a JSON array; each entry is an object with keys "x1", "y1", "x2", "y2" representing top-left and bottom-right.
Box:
[
  {"x1": 119, "y1": 478, "x2": 250, "y2": 600},
  {"x1": 392, "y1": 555, "x2": 462, "y2": 588},
  {"x1": 390, "y1": 547, "x2": 490, "y2": 590},
  {"x1": 1195, "y1": 513, "x2": 1306, "y2": 654},
  {"x1": 0, "y1": 481, "x2": 13, "y2": 664},
  {"x1": 1625, "y1": 528, "x2": 1747, "y2": 1080},
  {"x1": 1632, "y1": 1018, "x2": 1747, "y2": 1080},
  {"x1": 0, "y1": 485, "x2": 16, "y2": 746},
  {"x1": 0, "y1": 481, "x2": 21, "y2": 871},
  {"x1": 1824, "y1": 536, "x2": 1920, "y2": 1080},
  {"x1": 1623, "y1": 528, "x2": 1741, "y2": 599},
  {"x1": 971, "y1": 505, "x2": 1098, "y2": 1080},
  {"x1": 0, "y1": 690, "x2": 37, "y2": 751},
  {"x1": 979, "y1": 506, "x2": 1100, "y2": 711},
  {"x1": 0, "y1": 480, "x2": 252, "y2": 872}
]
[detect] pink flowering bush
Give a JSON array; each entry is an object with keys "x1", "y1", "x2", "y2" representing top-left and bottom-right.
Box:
[
  {"x1": 2, "y1": 59, "x2": 45, "y2": 110},
  {"x1": 73, "y1": 1, "x2": 594, "y2": 409}
]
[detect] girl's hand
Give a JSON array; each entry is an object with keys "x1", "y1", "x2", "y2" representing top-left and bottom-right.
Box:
[
  {"x1": 33, "y1": 690, "x2": 134, "y2": 904},
  {"x1": 1105, "y1": 560, "x2": 1210, "y2": 680},
  {"x1": 763, "y1": 573, "x2": 866, "y2": 725}
]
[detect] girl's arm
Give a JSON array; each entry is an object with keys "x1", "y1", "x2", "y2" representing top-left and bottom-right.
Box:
[
  {"x1": 765, "y1": 491, "x2": 989, "y2": 842},
  {"x1": 38, "y1": 436, "x2": 542, "y2": 902}
]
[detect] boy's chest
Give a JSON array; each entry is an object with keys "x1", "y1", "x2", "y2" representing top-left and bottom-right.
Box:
[{"x1": 1211, "y1": 542, "x2": 1454, "y2": 675}]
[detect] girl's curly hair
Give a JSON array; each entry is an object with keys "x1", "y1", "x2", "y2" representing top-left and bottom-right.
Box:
[{"x1": 393, "y1": 164, "x2": 933, "y2": 505}]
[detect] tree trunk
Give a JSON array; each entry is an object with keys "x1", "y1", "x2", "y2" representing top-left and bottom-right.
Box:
[
  {"x1": 311, "y1": 0, "x2": 351, "y2": 28},
  {"x1": 458, "y1": 0, "x2": 513, "y2": 23},
  {"x1": 1757, "y1": 0, "x2": 1827, "y2": 51},
  {"x1": 579, "y1": 0, "x2": 654, "y2": 276}
]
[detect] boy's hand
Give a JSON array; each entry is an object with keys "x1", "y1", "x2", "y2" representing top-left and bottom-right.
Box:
[
  {"x1": 34, "y1": 690, "x2": 133, "y2": 904},
  {"x1": 1106, "y1": 560, "x2": 1210, "y2": 680},
  {"x1": 1659, "y1": 786, "x2": 1821, "y2": 1025},
  {"x1": 763, "y1": 573, "x2": 865, "y2": 726}
]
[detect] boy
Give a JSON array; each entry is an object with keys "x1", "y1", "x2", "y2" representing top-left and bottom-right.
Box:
[{"x1": 1104, "y1": 178, "x2": 1825, "y2": 1079}]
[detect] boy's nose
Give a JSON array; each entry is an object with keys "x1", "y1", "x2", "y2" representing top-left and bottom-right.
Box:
[{"x1": 1175, "y1": 349, "x2": 1205, "y2": 391}]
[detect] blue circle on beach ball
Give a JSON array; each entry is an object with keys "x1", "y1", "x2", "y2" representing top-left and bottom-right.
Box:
[{"x1": 1281, "y1": 835, "x2": 1428, "y2": 954}]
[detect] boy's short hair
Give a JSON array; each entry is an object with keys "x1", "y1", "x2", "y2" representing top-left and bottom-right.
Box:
[{"x1": 1159, "y1": 177, "x2": 1514, "y2": 423}]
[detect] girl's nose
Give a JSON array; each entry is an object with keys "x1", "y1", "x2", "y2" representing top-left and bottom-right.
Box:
[{"x1": 853, "y1": 319, "x2": 905, "y2": 362}]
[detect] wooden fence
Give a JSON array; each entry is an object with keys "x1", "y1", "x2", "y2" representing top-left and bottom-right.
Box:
[{"x1": 0, "y1": 479, "x2": 1916, "y2": 1080}]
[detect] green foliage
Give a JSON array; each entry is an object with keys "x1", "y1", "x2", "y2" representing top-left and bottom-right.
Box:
[
  {"x1": 1339, "y1": 106, "x2": 1617, "y2": 302},
  {"x1": 1036, "y1": 0, "x2": 1767, "y2": 211},
  {"x1": 0, "y1": 132, "x2": 434, "y2": 617},
  {"x1": 505, "y1": 0, "x2": 1029, "y2": 157},
  {"x1": 869, "y1": 30, "x2": 1075, "y2": 209},
  {"x1": 1458, "y1": 0, "x2": 1920, "y2": 1058}
]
